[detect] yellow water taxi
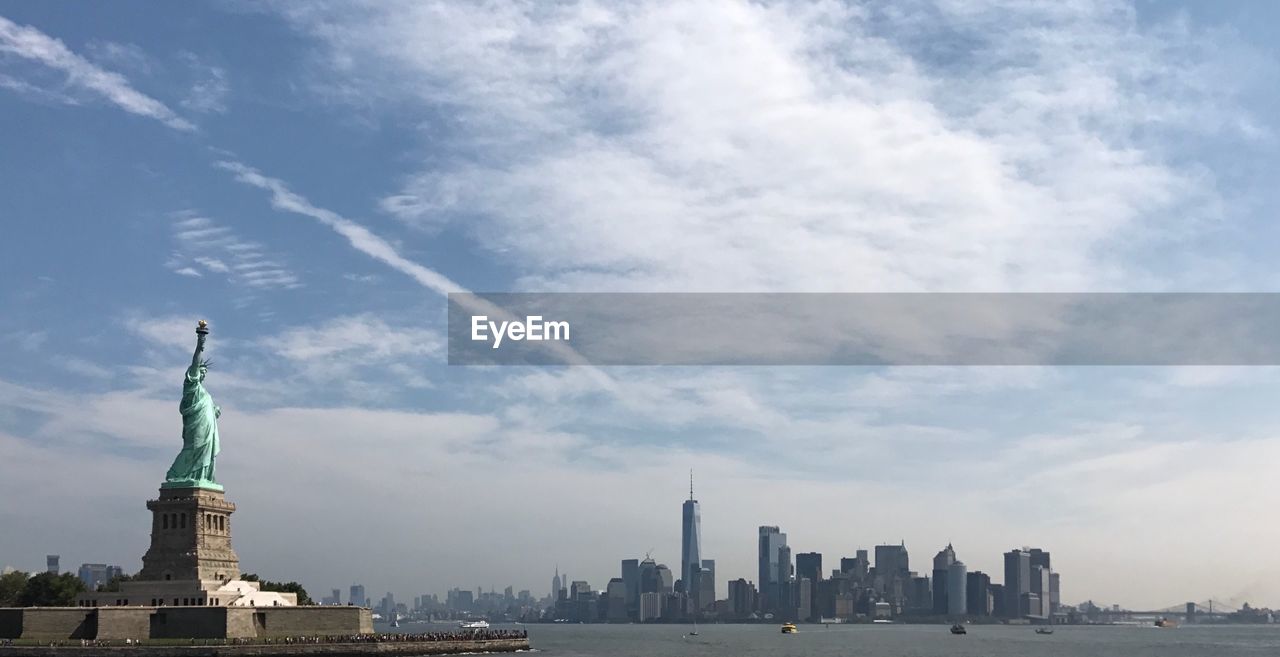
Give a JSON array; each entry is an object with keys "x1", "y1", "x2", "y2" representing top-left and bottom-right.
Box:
[{"x1": 781, "y1": 622, "x2": 798, "y2": 634}]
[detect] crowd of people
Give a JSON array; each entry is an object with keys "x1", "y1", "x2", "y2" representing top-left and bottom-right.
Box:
[
  {"x1": 4, "y1": 629, "x2": 528, "y2": 648},
  {"x1": 235, "y1": 629, "x2": 529, "y2": 644}
]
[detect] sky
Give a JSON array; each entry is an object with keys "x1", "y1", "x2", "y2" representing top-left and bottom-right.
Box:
[{"x1": 1, "y1": 0, "x2": 1279, "y2": 610}]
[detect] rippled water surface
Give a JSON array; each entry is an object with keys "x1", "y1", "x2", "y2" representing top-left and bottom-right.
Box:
[{"x1": 509, "y1": 622, "x2": 1280, "y2": 657}]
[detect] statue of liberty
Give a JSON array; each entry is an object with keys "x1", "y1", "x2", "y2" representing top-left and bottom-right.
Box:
[{"x1": 162, "y1": 320, "x2": 222, "y2": 491}]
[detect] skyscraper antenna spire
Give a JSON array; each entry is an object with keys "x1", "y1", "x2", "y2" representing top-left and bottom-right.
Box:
[{"x1": 690, "y1": 469, "x2": 694, "y2": 500}]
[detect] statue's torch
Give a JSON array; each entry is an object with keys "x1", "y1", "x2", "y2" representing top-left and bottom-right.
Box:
[{"x1": 196, "y1": 319, "x2": 210, "y2": 336}]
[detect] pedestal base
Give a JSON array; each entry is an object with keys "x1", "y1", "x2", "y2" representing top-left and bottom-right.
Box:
[{"x1": 138, "y1": 487, "x2": 239, "y2": 583}]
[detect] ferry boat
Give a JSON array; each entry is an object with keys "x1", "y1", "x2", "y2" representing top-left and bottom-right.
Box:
[
  {"x1": 949, "y1": 623, "x2": 967, "y2": 635},
  {"x1": 1155, "y1": 617, "x2": 1177, "y2": 629},
  {"x1": 780, "y1": 622, "x2": 798, "y2": 634},
  {"x1": 460, "y1": 619, "x2": 490, "y2": 629}
]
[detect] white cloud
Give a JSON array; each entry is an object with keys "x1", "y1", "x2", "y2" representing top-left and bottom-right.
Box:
[
  {"x1": 277, "y1": 0, "x2": 1254, "y2": 293},
  {"x1": 265, "y1": 314, "x2": 441, "y2": 362},
  {"x1": 179, "y1": 53, "x2": 228, "y2": 114},
  {"x1": 0, "y1": 15, "x2": 194, "y2": 131},
  {"x1": 258, "y1": 314, "x2": 443, "y2": 389},
  {"x1": 167, "y1": 212, "x2": 301, "y2": 289}
]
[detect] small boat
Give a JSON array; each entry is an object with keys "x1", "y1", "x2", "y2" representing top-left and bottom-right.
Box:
[
  {"x1": 1035, "y1": 627, "x2": 1054, "y2": 635},
  {"x1": 459, "y1": 620, "x2": 490, "y2": 629},
  {"x1": 781, "y1": 622, "x2": 798, "y2": 634},
  {"x1": 1155, "y1": 618, "x2": 1177, "y2": 629},
  {"x1": 689, "y1": 618, "x2": 698, "y2": 636},
  {"x1": 950, "y1": 623, "x2": 967, "y2": 635},
  {"x1": 389, "y1": 612, "x2": 400, "y2": 628}
]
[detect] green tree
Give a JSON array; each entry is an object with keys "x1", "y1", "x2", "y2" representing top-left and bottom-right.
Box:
[
  {"x1": 264, "y1": 582, "x2": 312, "y2": 606},
  {"x1": 0, "y1": 571, "x2": 29, "y2": 606},
  {"x1": 18, "y1": 572, "x2": 85, "y2": 607},
  {"x1": 98, "y1": 573, "x2": 134, "y2": 593}
]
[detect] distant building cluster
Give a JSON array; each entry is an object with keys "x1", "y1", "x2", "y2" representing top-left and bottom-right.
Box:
[
  {"x1": 76, "y1": 563, "x2": 124, "y2": 592},
  {"x1": 539, "y1": 540, "x2": 1062, "y2": 624},
  {"x1": 313, "y1": 476, "x2": 1069, "y2": 625},
  {"x1": 528, "y1": 477, "x2": 1065, "y2": 624}
]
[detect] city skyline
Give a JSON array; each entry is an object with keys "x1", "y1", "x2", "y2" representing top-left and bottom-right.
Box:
[
  {"x1": 3, "y1": 0, "x2": 1280, "y2": 613},
  {"x1": 0, "y1": 475, "x2": 1101, "y2": 619},
  {"x1": 1, "y1": 458, "x2": 1270, "y2": 611}
]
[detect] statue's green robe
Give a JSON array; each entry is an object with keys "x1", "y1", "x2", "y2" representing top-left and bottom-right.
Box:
[{"x1": 164, "y1": 364, "x2": 221, "y2": 486}]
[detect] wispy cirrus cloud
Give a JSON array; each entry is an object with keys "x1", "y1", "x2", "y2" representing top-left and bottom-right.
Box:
[
  {"x1": 178, "y1": 52, "x2": 228, "y2": 115},
  {"x1": 215, "y1": 160, "x2": 464, "y2": 296},
  {"x1": 0, "y1": 15, "x2": 194, "y2": 131},
  {"x1": 166, "y1": 212, "x2": 301, "y2": 290},
  {"x1": 0, "y1": 70, "x2": 78, "y2": 105}
]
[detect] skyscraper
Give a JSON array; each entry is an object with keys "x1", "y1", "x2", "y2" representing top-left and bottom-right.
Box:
[
  {"x1": 795, "y1": 552, "x2": 822, "y2": 620},
  {"x1": 727, "y1": 578, "x2": 757, "y2": 619},
  {"x1": 654, "y1": 564, "x2": 674, "y2": 595},
  {"x1": 1031, "y1": 565, "x2": 1051, "y2": 618},
  {"x1": 947, "y1": 560, "x2": 968, "y2": 616},
  {"x1": 874, "y1": 543, "x2": 909, "y2": 578},
  {"x1": 1003, "y1": 549, "x2": 1030, "y2": 619},
  {"x1": 758, "y1": 526, "x2": 788, "y2": 614},
  {"x1": 796, "y1": 577, "x2": 812, "y2": 622},
  {"x1": 639, "y1": 557, "x2": 658, "y2": 595},
  {"x1": 698, "y1": 559, "x2": 716, "y2": 612},
  {"x1": 681, "y1": 472, "x2": 702, "y2": 593},
  {"x1": 795, "y1": 552, "x2": 822, "y2": 586},
  {"x1": 46, "y1": 555, "x2": 59, "y2": 574},
  {"x1": 1029, "y1": 549, "x2": 1050, "y2": 572},
  {"x1": 349, "y1": 584, "x2": 366, "y2": 608},
  {"x1": 777, "y1": 544, "x2": 793, "y2": 615},
  {"x1": 932, "y1": 543, "x2": 955, "y2": 614},
  {"x1": 966, "y1": 571, "x2": 991, "y2": 616},
  {"x1": 621, "y1": 558, "x2": 640, "y2": 616},
  {"x1": 874, "y1": 542, "x2": 910, "y2": 608},
  {"x1": 988, "y1": 583, "x2": 1006, "y2": 617},
  {"x1": 552, "y1": 566, "x2": 562, "y2": 600},
  {"x1": 605, "y1": 578, "x2": 628, "y2": 622}
]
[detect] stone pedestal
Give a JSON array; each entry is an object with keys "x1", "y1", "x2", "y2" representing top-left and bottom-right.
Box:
[{"x1": 138, "y1": 487, "x2": 240, "y2": 583}]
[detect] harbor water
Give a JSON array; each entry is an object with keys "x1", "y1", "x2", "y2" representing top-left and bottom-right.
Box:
[{"x1": 384, "y1": 621, "x2": 1280, "y2": 657}]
